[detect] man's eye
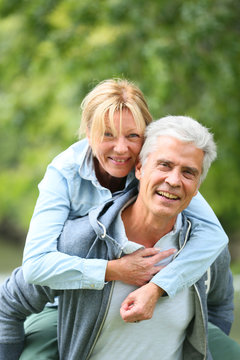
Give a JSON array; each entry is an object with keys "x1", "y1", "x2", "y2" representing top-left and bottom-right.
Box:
[
  {"x1": 158, "y1": 163, "x2": 170, "y2": 170},
  {"x1": 183, "y1": 170, "x2": 194, "y2": 179}
]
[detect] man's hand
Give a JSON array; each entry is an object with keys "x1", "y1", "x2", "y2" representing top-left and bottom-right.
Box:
[
  {"x1": 120, "y1": 282, "x2": 164, "y2": 322},
  {"x1": 106, "y1": 248, "x2": 176, "y2": 286}
]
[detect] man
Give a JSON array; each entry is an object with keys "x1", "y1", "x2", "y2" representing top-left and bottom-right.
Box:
[{"x1": 0, "y1": 116, "x2": 235, "y2": 359}]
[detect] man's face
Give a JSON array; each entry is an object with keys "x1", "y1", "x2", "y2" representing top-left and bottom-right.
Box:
[{"x1": 135, "y1": 136, "x2": 204, "y2": 220}]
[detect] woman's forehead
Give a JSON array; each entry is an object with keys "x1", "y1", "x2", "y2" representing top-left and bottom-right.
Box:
[{"x1": 105, "y1": 110, "x2": 140, "y2": 132}]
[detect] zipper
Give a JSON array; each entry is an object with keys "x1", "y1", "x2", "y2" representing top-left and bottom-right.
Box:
[
  {"x1": 86, "y1": 249, "x2": 123, "y2": 360},
  {"x1": 174, "y1": 220, "x2": 207, "y2": 358},
  {"x1": 193, "y1": 284, "x2": 207, "y2": 359},
  {"x1": 177, "y1": 220, "x2": 207, "y2": 358},
  {"x1": 86, "y1": 281, "x2": 115, "y2": 360}
]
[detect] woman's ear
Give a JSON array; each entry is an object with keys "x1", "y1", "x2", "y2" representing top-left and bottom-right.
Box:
[
  {"x1": 86, "y1": 127, "x2": 91, "y2": 145},
  {"x1": 135, "y1": 160, "x2": 143, "y2": 180}
]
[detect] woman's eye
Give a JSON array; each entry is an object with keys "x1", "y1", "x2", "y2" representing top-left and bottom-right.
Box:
[
  {"x1": 104, "y1": 132, "x2": 113, "y2": 137},
  {"x1": 127, "y1": 133, "x2": 140, "y2": 138}
]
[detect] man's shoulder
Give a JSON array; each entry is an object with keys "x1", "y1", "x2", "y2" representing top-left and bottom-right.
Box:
[
  {"x1": 211, "y1": 245, "x2": 231, "y2": 272},
  {"x1": 59, "y1": 215, "x2": 96, "y2": 255},
  {"x1": 60, "y1": 187, "x2": 138, "y2": 246}
]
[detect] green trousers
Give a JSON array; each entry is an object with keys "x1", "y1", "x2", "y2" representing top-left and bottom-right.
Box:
[
  {"x1": 208, "y1": 322, "x2": 240, "y2": 360},
  {"x1": 20, "y1": 307, "x2": 58, "y2": 360},
  {"x1": 20, "y1": 307, "x2": 240, "y2": 359}
]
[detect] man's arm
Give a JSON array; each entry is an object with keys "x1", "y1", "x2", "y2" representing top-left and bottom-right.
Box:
[
  {"x1": 0, "y1": 267, "x2": 58, "y2": 360},
  {"x1": 120, "y1": 282, "x2": 164, "y2": 322}
]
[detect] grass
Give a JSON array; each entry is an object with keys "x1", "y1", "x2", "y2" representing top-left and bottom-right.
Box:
[
  {"x1": 231, "y1": 261, "x2": 240, "y2": 275},
  {"x1": 0, "y1": 239, "x2": 24, "y2": 273},
  {"x1": 230, "y1": 289, "x2": 240, "y2": 343}
]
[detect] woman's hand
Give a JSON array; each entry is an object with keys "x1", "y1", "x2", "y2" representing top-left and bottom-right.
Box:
[{"x1": 105, "y1": 247, "x2": 176, "y2": 286}]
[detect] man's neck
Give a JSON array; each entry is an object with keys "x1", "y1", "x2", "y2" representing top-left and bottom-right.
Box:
[{"x1": 121, "y1": 200, "x2": 177, "y2": 248}]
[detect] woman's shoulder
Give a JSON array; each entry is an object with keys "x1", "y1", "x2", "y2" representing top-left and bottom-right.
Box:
[{"x1": 50, "y1": 138, "x2": 89, "y2": 173}]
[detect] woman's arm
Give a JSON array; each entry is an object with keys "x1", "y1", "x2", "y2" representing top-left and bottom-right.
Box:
[
  {"x1": 23, "y1": 166, "x2": 170, "y2": 291},
  {"x1": 151, "y1": 192, "x2": 228, "y2": 298},
  {"x1": 22, "y1": 165, "x2": 108, "y2": 290}
]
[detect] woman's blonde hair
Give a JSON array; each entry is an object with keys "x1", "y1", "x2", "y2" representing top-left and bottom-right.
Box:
[{"x1": 79, "y1": 79, "x2": 152, "y2": 153}]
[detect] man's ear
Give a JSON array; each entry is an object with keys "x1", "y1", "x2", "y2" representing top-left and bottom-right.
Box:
[{"x1": 135, "y1": 160, "x2": 143, "y2": 180}]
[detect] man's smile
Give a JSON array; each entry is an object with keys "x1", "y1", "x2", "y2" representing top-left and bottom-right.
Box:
[{"x1": 156, "y1": 190, "x2": 180, "y2": 200}]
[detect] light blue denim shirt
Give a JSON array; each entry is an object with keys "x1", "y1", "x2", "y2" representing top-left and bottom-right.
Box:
[
  {"x1": 22, "y1": 138, "x2": 136, "y2": 290},
  {"x1": 22, "y1": 138, "x2": 228, "y2": 296}
]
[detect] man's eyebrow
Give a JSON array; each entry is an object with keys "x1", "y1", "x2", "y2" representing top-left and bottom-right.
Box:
[
  {"x1": 156, "y1": 159, "x2": 200, "y2": 175},
  {"x1": 155, "y1": 159, "x2": 174, "y2": 166}
]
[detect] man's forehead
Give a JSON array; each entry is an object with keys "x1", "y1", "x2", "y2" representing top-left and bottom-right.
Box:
[
  {"x1": 147, "y1": 137, "x2": 204, "y2": 169},
  {"x1": 153, "y1": 136, "x2": 201, "y2": 155}
]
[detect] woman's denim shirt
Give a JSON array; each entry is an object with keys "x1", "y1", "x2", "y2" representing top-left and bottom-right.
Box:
[{"x1": 22, "y1": 138, "x2": 228, "y2": 297}]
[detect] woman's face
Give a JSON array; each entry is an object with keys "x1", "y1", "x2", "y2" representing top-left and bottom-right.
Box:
[{"x1": 89, "y1": 109, "x2": 144, "y2": 182}]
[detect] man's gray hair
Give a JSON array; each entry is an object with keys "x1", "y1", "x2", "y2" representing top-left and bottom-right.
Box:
[{"x1": 140, "y1": 115, "x2": 217, "y2": 183}]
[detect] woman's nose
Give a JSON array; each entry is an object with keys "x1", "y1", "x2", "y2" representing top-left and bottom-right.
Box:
[{"x1": 113, "y1": 137, "x2": 128, "y2": 153}]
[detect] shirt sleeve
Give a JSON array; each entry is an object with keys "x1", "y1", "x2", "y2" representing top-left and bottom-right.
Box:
[
  {"x1": 22, "y1": 165, "x2": 107, "y2": 290},
  {"x1": 150, "y1": 192, "x2": 229, "y2": 298}
]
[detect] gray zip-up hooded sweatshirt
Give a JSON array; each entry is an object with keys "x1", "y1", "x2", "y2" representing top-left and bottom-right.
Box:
[{"x1": 0, "y1": 188, "x2": 234, "y2": 360}]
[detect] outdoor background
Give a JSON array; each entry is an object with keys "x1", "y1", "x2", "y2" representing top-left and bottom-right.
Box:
[{"x1": 0, "y1": 0, "x2": 240, "y2": 343}]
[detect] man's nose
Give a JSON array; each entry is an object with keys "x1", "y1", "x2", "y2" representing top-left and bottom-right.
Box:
[
  {"x1": 113, "y1": 137, "x2": 128, "y2": 153},
  {"x1": 166, "y1": 169, "x2": 181, "y2": 187}
]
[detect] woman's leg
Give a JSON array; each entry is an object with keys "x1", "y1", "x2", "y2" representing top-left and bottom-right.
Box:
[
  {"x1": 20, "y1": 306, "x2": 59, "y2": 360},
  {"x1": 208, "y1": 321, "x2": 240, "y2": 360}
]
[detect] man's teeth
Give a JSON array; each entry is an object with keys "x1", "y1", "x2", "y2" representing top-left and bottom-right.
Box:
[{"x1": 157, "y1": 191, "x2": 179, "y2": 200}]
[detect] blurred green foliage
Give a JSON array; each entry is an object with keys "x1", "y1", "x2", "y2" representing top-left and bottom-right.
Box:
[{"x1": 0, "y1": 0, "x2": 240, "y2": 250}]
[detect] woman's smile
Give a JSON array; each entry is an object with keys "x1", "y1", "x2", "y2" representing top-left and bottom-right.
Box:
[{"x1": 91, "y1": 108, "x2": 144, "y2": 186}]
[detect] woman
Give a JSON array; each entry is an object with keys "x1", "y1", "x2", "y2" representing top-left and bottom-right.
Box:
[{"x1": 20, "y1": 79, "x2": 228, "y2": 359}]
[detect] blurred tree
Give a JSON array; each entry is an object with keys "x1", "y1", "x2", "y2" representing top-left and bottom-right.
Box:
[{"x1": 0, "y1": 0, "x2": 239, "y2": 242}]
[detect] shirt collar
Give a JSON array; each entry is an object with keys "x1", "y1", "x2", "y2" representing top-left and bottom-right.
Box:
[{"x1": 79, "y1": 142, "x2": 98, "y2": 182}]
